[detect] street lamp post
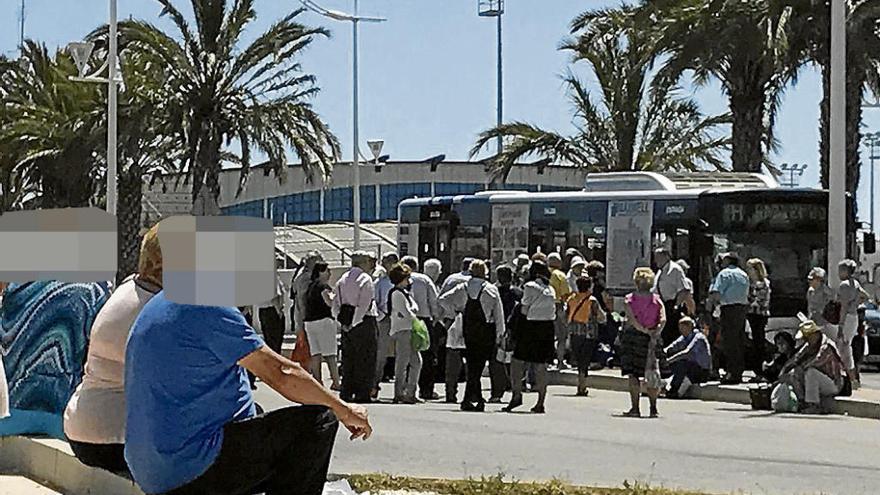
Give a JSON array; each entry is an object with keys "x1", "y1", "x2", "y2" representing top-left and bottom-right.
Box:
[
  {"x1": 478, "y1": 1, "x2": 504, "y2": 154},
  {"x1": 865, "y1": 132, "x2": 880, "y2": 231},
  {"x1": 298, "y1": 0, "x2": 385, "y2": 251},
  {"x1": 828, "y1": 0, "x2": 847, "y2": 287},
  {"x1": 67, "y1": 0, "x2": 120, "y2": 215}
]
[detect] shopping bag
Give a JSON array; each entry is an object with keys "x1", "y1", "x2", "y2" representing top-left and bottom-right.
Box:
[
  {"x1": 290, "y1": 328, "x2": 312, "y2": 369},
  {"x1": 771, "y1": 382, "x2": 798, "y2": 412},
  {"x1": 411, "y1": 318, "x2": 430, "y2": 352}
]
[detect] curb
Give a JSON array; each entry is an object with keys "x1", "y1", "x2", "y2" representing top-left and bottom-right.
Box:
[
  {"x1": 0, "y1": 436, "x2": 143, "y2": 495},
  {"x1": 548, "y1": 370, "x2": 880, "y2": 419}
]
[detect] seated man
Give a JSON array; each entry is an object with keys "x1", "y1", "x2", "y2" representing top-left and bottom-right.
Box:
[
  {"x1": 125, "y1": 291, "x2": 372, "y2": 495},
  {"x1": 780, "y1": 320, "x2": 845, "y2": 414},
  {"x1": 664, "y1": 316, "x2": 711, "y2": 399}
]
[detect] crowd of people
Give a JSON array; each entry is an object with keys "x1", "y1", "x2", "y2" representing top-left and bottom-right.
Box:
[{"x1": 0, "y1": 223, "x2": 874, "y2": 494}]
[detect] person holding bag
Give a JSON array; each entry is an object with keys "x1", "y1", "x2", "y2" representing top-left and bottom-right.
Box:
[
  {"x1": 387, "y1": 263, "x2": 423, "y2": 404},
  {"x1": 567, "y1": 276, "x2": 607, "y2": 397}
]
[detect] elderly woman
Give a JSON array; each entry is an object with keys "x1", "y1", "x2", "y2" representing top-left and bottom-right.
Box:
[
  {"x1": 806, "y1": 267, "x2": 834, "y2": 329},
  {"x1": 836, "y1": 259, "x2": 869, "y2": 389},
  {"x1": 620, "y1": 267, "x2": 666, "y2": 418},
  {"x1": 504, "y1": 261, "x2": 556, "y2": 414},
  {"x1": 388, "y1": 263, "x2": 423, "y2": 404},
  {"x1": 63, "y1": 224, "x2": 163, "y2": 474}
]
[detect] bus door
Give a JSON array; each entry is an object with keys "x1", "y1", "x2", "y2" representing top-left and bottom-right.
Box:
[
  {"x1": 418, "y1": 206, "x2": 453, "y2": 275},
  {"x1": 530, "y1": 221, "x2": 568, "y2": 256}
]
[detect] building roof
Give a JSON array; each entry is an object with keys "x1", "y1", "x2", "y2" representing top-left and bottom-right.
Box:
[{"x1": 274, "y1": 221, "x2": 397, "y2": 269}]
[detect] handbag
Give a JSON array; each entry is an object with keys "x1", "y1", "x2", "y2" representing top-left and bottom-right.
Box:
[
  {"x1": 290, "y1": 328, "x2": 312, "y2": 369},
  {"x1": 337, "y1": 304, "x2": 356, "y2": 327},
  {"x1": 749, "y1": 383, "x2": 773, "y2": 410}
]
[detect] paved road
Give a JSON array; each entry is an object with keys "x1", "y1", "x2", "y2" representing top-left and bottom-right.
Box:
[{"x1": 255, "y1": 379, "x2": 880, "y2": 495}]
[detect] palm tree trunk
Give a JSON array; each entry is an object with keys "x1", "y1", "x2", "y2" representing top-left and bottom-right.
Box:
[
  {"x1": 846, "y1": 63, "x2": 865, "y2": 221},
  {"x1": 819, "y1": 59, "x2": 831, "y2": 189},
  {"x1": 729, "y1": 92, "x2": 766, "y2": 172},
  {"x1": 117, "y1": 165, "x2": 143, "y2": 284}
]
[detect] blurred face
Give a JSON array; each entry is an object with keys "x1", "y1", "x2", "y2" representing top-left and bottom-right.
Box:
[
  {"x1": 809, "y1": 277, "x2": 822, "y2": 289},
  {"x1": 806, "y1": 332, "x2": 822, "y2": 346},
  {"x1": 776, "y1": 337, "x2": 792, "y2": 354},
  {"x1": 678, "y1": 322, "x2": 694, "y2": 337},
  {"x1": 572, "y1": 264, "x2": 584, "y2": 275},
  {"x1": 319, "y1": 269, "x2": 331, "y2": 283},
  {"x1": 397, "y1": 275, "x2": 411, "y2": 288},
  {"x1": 838, "y1": 266, "x2": 850, "y2": 280},
  {"x1": 367, "y1": 258, "x2": 377, "y2": 273},
  {"x1": 655, "y1": 253, "x2": 669, "y2": 267}
]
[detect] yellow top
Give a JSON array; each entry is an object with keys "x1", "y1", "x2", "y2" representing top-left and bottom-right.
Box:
[
  {"x1": 550, "y1": 269, "x2": 572, "y2": 303},
  {"x1": 567, "y1": 292, "x2": 593, "y2": 324}
]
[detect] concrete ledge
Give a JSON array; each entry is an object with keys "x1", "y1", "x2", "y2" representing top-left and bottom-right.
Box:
[
  {"x1": 0, "y1": 436, "x2": 143, "y2": 495},
  {"x1": 549, "y1": 369, "x2": 880, "y2": 419}
]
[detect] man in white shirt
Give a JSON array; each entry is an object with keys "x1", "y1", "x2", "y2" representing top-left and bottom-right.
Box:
[
  {"x1": 372, "y1": 253, "x2": 399, "y2": 398},
  {"x1": 438, "y1": 257, "x2": 473, "y2": 403},
  {"x1": 401, "y1": 256, "x2": 442, "y2": 401},
  {"x1": 333, "y1": 251, "x2": 379, "y2": 403},
  {"x1": 439, "y1": 260, "x2": 505, "y2": 412},
  {"x1": 653, "y1": 248, "x2": 689, "y2": 346}
]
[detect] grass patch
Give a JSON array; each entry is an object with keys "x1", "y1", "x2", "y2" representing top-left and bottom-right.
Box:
[{"x1": 347, "y1": 474, "x2": 715, "y2": 495}]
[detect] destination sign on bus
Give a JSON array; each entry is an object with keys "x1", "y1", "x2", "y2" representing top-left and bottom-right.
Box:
[{"x1": 722, "y1": 203, "x2": 826, "y2": 230}]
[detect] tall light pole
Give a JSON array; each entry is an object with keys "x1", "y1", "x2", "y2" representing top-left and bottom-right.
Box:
[
  {"x1": 828, "y1": 0, "x2": 847, "y2": 287},
  {"x1": 67, "y1": 0, "x2": 120, "y2": 215},
  {"x1": 865, "y1": 132, "x2": 880, "y2": 231},
  {"x1": 479, "y1": 1, "x2": 504, "y2": 154},
  {"x1": 298, "y1": 0, "x2": 385, "y2": 250}
]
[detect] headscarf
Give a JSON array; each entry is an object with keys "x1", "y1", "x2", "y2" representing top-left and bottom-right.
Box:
[{"x1": 137, "y1": 223, "x2": 163, "y2": 290}]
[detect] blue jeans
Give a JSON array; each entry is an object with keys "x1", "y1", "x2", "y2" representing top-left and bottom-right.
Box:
[{"x1": 669, "y1": 360, "x2": 709, "y2": 397}]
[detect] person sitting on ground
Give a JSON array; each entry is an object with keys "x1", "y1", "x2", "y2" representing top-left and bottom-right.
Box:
[
  {"x1": 620, "y1": 267, "x2": 666, "y2": 418},
  {"x1": 758, "y1": 332, "x2": 796, "y2": 383},
  {"x1": 664, "y1": 316, "x2": 711, "y2": 399},
  {"x1": 124, "y1": 289, "x2": 373, "y2": 495},
  {"x1": 304, "y1": 261, "x2": 341, "y2": 390},
  {"x1": 779, "y1": 320, "x2": 845, "y2": 415},
  {"x1": 567, "y1": 276, "x2": 607, "y2": 397},
  {"x1": 387, "y1": 263, "x2": 423, "y2": 404},
  {"x1": 62, "y1": 224, "x2": 163, "y2": 475}
]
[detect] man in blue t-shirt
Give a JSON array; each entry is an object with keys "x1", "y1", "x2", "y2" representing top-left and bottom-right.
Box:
[
  {"x1": 125, "y1": 291, "x2": 372, "y2": 495},
  {"x1": 709, "y1": 252, "x2": 751, "y2": 385}
]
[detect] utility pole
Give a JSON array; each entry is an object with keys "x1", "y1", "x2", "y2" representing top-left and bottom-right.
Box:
[
  {"x1": 19, "y1": 0, "x2": 25, "y2": 56},
  {"x1": 828, "y1": 0, "x2": 846, "y2": 287},
  {"x1": 478, "y1": 1, "x2": 504, "y2": 154}
]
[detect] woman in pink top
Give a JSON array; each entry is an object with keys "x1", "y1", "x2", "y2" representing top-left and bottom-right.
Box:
[{"x1": 620, "y1": 267, "x2": 666, "y2": 418}]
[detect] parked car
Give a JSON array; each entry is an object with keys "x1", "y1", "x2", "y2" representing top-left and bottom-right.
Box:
[{"x1": 861, "y1": 302, "x2": 880, "y2": 366}]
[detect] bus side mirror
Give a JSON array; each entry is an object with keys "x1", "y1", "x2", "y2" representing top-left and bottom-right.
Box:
[{"x1": 864, "y1": 232, "x2": 876, "y2": 255}]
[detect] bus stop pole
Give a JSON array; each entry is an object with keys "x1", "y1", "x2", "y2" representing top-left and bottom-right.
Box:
[{"x1": 828, "y1": 0, "x2": 847, "y2": 288}]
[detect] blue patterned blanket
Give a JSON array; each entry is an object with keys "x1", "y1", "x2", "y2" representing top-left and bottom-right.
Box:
[{"x1": 0, "y1": 281, "x2": 110, "y2": 437}]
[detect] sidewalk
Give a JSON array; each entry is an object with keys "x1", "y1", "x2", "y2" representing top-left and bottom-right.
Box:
[
  {"x1": 0, "y1": 475, "x2": 60, "y2": 495},
  {"x1": 548, "y1": 367, "x2": 880, "y2": 419}
]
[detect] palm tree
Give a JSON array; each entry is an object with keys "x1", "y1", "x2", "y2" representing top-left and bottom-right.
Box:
[
  {"x1": 787, "y1": 0, "x2": 880, "y2": 209},
  {"x1": 648, "y1": 0, "x2": 800, "y2": 172},
  {"x1": 119, "y1": 0, "x2": 341, "y2": 205},
  {"x1": 472, "y1": 6, "x2": 729, "y2": 181},
  {"x1": 0, "y1": 41, "x2": 105, "y2": 209}
]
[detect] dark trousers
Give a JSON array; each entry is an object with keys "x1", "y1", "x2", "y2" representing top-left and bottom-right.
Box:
[
  {"x1": 747, "y1": 313, "x2": 769, "y2": 369},
  {"x1": 445, "y1": 348, "x2": 465, "y2": 401},
  {"x1": 661, "y1": 300, "x2": 681, "y2": 347},
  {"x1": 341, "y1": 317, "x2": 378, "y2": 403},
  {"x1": 721, "y1": 304, "x2": 748, "y2": 380},
  {"x1": 463, "y1": 346, "x2": 492, "y2": 406},
  {"x1": 69, "y1": 441, "x2": 129, "y2": 476},
  {"x1": 489, "y1": 350, "x2": 510, "y2": 399},
  {"x1": 417, "y1": 318, "x2": 438, "y2": 399},
  {"x1": 260, "y1": 306, "x2": 286, "y2": 355},
  {"x1": 165, "y1": 406, "x2": 339, "y2": 495},
  {"x1": 669, "y1": 360, "x2": 710, "y2": 396}
]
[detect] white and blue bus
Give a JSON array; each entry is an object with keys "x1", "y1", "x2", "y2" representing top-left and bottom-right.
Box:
[{"x1": 398, "y1": 172, "x2": 855, "y2": 320}]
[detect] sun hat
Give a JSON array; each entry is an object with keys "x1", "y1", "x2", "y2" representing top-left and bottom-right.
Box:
[
  {"x1": 570, "y1": 256, "x2": 587, "y2": 268},
  {"x1": 807, "y1": 267, "x2": 826, "y2": 281},
  {"x1": 796, "y1": 320, "x2": 821, "y2": 340}
]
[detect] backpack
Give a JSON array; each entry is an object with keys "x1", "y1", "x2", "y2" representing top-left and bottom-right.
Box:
[{"x1": 463, "y1": 283, "x2": 495, "y2": 352}]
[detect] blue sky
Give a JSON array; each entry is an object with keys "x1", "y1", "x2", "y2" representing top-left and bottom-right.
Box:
[{"x1": 3, "y1": 0, "x2": 880, "y2": 221}]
